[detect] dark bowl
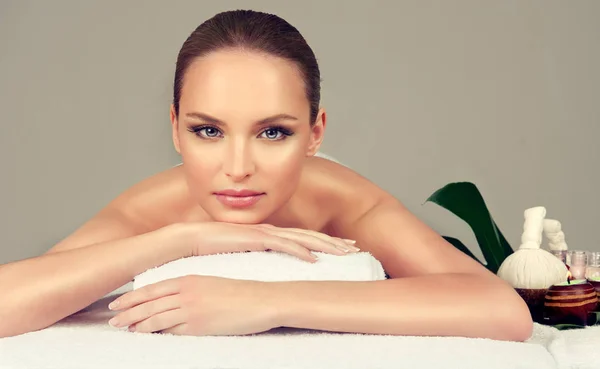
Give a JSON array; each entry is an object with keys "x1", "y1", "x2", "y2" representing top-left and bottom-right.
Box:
[
  {"x1": 587, "y1": 278, "x2": 600, "y2": 297},
  {"x1": 544, "y1": 280, "x2": 598, "y2": 326},
  {"x1": 515, "y1": 288, "x2": 548, "y2": 324}
]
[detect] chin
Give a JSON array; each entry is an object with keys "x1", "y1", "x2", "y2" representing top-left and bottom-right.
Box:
[
  {"x1": 205, "y1": 207, "x2": 271, "y2": 225},
  {"x1": 201, "y1": 192, "x2": 292, "y2": 225}
]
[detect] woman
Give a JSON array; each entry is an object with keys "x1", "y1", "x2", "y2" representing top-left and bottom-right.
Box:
[{"x1": 0, "y1": 9, "x2": 533, "y2": 341}]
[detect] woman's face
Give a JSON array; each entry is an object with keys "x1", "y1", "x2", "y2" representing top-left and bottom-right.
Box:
[{"x1": 170, "y1": 49, "x2": 325, "y2": 224}]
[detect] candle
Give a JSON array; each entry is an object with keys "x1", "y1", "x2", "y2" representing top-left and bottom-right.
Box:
[
  {"x1": 586, "y1": 252, "x2": 600, "y2": 279},
  {"x1": 568, "y1": 251, "x2": 587, "y2": 280},
  {"x1": 551, "y1": 250, "x2": 567, "y2": 264},
  {"x1": 544, "y1": 279, "x2": 598, "y2": 326},
  {"x1": 587, "y1": 276, "x2": 600, "y2": 300}
]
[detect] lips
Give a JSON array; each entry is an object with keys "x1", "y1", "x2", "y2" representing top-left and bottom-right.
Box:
[
  {"x1": 214, "y1": 189, "x2": 264, "y2": 197},
  {"x1": 213, "y1": 189, "x2": 265, "y2": 208}
]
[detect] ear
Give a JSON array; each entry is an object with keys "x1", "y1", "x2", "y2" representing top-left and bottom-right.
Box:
[
  {"x1": 306, "y1": 107, "x2": 326, "y2": 156},
  {"x1": 170, "y1": 104, "x2": 181, "y2": 155}
]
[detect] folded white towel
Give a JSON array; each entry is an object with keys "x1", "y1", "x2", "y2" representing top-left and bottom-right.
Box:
[
  {"x1": 134, "y1": 251, "x2": 386, "y2": 290},
  {"x1": 0, "y1": 283, "x2": 558, "y2": 369}
]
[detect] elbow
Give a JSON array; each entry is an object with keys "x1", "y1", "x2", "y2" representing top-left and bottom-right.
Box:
[
  {"x1": 0, "y1": 309, "x2": 28, "y2": 338},
  {"x1": 494, "y1": 284, "x2": 535, "y2": 342},
  {"x1": 0, "y1": 300, "x2": 53, "y2": 338},
  {"x1": 0, "y1": 312, "x2": 21, "y2": 338},
  {"x1": 0, "y1": 326, "x2": 21, "y2": 339},
  {"x1": 501, "y1": 309, "x2": 534, "y2": 342},
  {"x1": 0, "y1": 314, "x2": 48, "y2": 339}
]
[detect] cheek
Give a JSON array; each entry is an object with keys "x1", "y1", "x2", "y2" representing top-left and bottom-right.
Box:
[
  {"x1": 258, "y1": 147, "x2": 304, "y2": 188},
  {"x1": 179, "y1": 144, "x2": 219, "y2": 193}
]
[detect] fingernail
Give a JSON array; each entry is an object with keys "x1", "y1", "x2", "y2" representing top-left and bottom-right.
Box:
[
  {"x1": 128, "y1": 325, "x2": 136, "y2": 332},
  {"x1": 336, "y1": 245, "x2": 350, "y2": 253},
  {"x1": 109, "y1": 300, "x2": 119, "y2": 310},
  {"x1": 108, "y1": 318, "x2": 119, "y2": 327},
  {"x1": 311, "y1": 252, "x2": 319, "y2": 260},
  {"x1": 343, "y1": 239, "x2": 356, "y2": 245}
]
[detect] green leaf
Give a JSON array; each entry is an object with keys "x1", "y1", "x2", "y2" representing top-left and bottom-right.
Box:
[
  {"x1": 442, "y1": 236, "x2": 481, "y2": 264},
  {"x1": 553, "y1": 324, "x2": 585, "y2": 330},
  {"x1": 425, "y1": 182, "x2": 514, "y2": 274}
]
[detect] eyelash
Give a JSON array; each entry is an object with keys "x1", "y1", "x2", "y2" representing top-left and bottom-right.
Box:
[{"x1": 187, "y1": 125, "x2": 294, "y2": 141}]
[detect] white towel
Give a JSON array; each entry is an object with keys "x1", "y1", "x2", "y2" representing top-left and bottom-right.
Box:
[
  {"x1": 134, "y1": 251, "x2": 387, "y2": 289},
  {"x1": 0, "y1": 283, "x2": 558, "y2": 369},
  {"x1": 527, "y1": 323, "x2": 600, "y2": 369}
]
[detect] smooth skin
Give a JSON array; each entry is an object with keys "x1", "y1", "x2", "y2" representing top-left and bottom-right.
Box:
[{"x1": 0, "y1": 50, "x2": 533, "y2": 341}]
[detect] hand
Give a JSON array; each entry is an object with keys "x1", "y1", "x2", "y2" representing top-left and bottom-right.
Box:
[
  {"x1": 108, "y1": 275, "x2": 280, "y2": 336},
  {"x1": 189, "y1": 222, "x2": 360, "y2": 262}
]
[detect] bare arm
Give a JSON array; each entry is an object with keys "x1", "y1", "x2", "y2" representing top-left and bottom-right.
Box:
[
  {"x1": 0, "y1": 209, "x2": 191, "y2": 338},
  {"x1": 272, "y1": 199, "x2": 533, "y2": 341}
]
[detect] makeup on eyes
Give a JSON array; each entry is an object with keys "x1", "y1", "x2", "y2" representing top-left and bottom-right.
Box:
[{"x1": 186, "y1": 124, "x2": 295, "y2": 140}]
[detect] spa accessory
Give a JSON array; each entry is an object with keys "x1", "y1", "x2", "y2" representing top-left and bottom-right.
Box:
[
  {"x1": 568, "y1": 251, "x2": 588, "y2": 281},
  {"x1": 550, "y1": 250, "x2": 567, "y2": 264},
  {"x1": 586, "y1": 252, "x2": 600, "y2": 280},
  {"x1": 544, "y1": 279, "x2": 598, "y2": 326},
  {"x1": 497, "y1": 207, "x2": 568, "y2": 290},
  {"x1": 497, "y1": 207, "x2": 569, "y2": 324},
  {"x1": 543, "y1": 219, "x2": 569, "y2": 251},
  {"x1": 587, "y1": 278, "x2": 600, "y2": 299}
]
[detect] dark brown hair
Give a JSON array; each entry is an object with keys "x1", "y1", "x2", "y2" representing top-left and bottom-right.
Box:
[{"x1": 173, "y1": 10, "x2": 321, "y2": 124}]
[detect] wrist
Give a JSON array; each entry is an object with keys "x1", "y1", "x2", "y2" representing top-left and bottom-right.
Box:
[
  {"x1": 263, "y1": 281, "x2": 298, "y2": 328},
  {"x1": 162, "y1": 222, "x2": 199, "y2": 258}
]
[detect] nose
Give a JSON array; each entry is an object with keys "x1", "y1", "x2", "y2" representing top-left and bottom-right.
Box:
[{"x1": 223, "y1": 138, "x2": 255, "y2": 181}]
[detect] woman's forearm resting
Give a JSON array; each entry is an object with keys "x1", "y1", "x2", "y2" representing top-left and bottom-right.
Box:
[{"x1": 268, "y1": 273, "x2": 533, "y2": 342}]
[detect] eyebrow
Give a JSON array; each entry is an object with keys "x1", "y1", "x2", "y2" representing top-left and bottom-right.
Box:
[{"x1": 184, "y1": 112, "x2": 299, "y2": 126}]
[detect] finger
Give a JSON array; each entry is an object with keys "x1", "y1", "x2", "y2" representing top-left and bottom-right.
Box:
[
  {"x1": 258, "y1": 235, "x2": 319, "y2": 263},
  {"x1": 233, "y1": 228, "x2": 317, "y2": 262},
  {"x1": 262, "y1": 228, "x2": 351, "y2": 255},
  {"x1": 256, "y1": 225, "x2": 359, "y2": 252},
  {"x1": 110, "y1": 277, "x2": 181, "y2": 311},
  {"x1": 160, "y1": 322, "x2": 189, "y2": 335},
  {"x1": 111, "y1": 294, "x2": 181, "y2": 328},
  {"x1": 131, "y1": 308, "x2": 186, "y2": 334}
]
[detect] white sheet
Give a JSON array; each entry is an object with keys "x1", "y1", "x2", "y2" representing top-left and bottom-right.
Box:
[
  {"x1": 527, "y1": 322, "x2": 600, "y2": 369},
  {"x1": 0, "y1": 283, "x2": 561, "y2": 369}
]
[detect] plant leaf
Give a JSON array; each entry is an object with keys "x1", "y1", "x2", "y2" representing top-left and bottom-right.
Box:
[
  {"x1": 442, "y1": 236, "x2": 482, "y2": 264},
  {"x1": 553, "y1": 323, "x2": 585, "y2": 330},
  {"x1": 493, "y1": 219, "x2": 514, "y2": 258},
  {"x1": 425, "y1": 182, "x2": 514, "y2": 274}
]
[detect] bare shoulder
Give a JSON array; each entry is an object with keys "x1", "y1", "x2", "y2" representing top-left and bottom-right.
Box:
[
  {"x1": 301, "y1": 156, "x2": 395, "y2": 235},
  {"x1": 46, "y1": 165, "x2": 191, "y2": 254},
  {"x1": 109, "y1": 164, "x2": 197, "y2": 231},
  {"x1": 305, "y1": 157, "x2": 492, "y2": 280}
]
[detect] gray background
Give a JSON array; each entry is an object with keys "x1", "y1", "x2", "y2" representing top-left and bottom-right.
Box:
[{"x1": 1, "y1": 0, "x2": 598, "y2": 264}]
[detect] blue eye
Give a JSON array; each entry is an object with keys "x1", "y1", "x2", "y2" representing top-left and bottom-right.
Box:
[
  {"x1": 187, "y1": 125, "x2": 293, "y2": 141},
  {"x1": 259, "y1": 126, "x2": 294, "y2": 140},
  {"x1": 262, "y1": 129, "x2": 282, "y2": 140},
  {"x1": 188, "y1": 125, "x2": 222, "y2": 139},
  {"x1": 201, "y1": 127, "x2": 220, "y2": 137}
]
